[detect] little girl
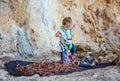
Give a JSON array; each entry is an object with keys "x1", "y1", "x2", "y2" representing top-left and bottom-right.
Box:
[{"x1": 55, "y1": 17, "x2": 76, "y2": 64}]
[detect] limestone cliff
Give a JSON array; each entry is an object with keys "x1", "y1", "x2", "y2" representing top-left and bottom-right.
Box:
[{"x1": 0, "y1": 0, "x2": 120, "y2": 64}]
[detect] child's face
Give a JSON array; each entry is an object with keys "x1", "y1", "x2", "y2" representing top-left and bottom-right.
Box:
[{"x1": 64, "y1": 23, "x2": 72, "y2": 30}]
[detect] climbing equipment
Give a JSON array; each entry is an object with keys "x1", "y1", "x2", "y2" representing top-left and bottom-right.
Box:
[{"x1": 61, "y1": 26, "x2": 73, "y2": 50}]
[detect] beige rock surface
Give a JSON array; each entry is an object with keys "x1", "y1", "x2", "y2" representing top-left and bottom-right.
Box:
[{"x1": 0, "y1": 0, "x2": 120, "y2": 66}]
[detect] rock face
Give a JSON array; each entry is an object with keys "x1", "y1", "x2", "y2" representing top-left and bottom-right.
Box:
[
  {"x1": 0, "y1": 0, "x2": 120, "y2": 81},
  {"x1": 0, "y1": 0, "x2": 120, "y2": 64},
  {"x1": 16, "y1": 28, "x2": 34, "y2": 57}
]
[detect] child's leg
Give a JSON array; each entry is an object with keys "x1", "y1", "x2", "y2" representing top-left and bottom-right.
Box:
[
  {"x1": 70, "y1": 43, "x2": 76, "y2": 56},
  {"x1": 60, "y1": 51, "x2": 66, "y2": 62},
  {"x1": 60, "y1": 52, "x2": 64, "y2": 63},
  {"x1": 69, "y1": 43, "x2": 76, "y2": 61},
  {"x1": 60, "y1": 45, "x2": 69, "y2": 64}
]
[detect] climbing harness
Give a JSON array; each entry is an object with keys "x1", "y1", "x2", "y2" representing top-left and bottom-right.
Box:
[{"x1": 61, "y1": 26, "x2": 73, "y2": 50}]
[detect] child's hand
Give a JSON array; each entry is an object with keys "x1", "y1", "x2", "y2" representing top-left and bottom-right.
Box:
[
  {"x1": 71, "y1": 24, "x2": 76, "y2": 29},
  {"x1": 73, "y1": 24, "x2": 76, "y2": 28},
  {"x1": 59, "y1": 33, "x2": 62, "y2": 38},
  {"x1": 55, "y1": 31, "x2": 62, "y2": 38}
]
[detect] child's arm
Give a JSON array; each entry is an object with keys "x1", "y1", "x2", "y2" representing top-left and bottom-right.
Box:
[
  {"x1": 55, "y1": 31, "x2": 62, "y2": 37},
  {"x1": 71, "y1": 24, "x2": 76, "y2": 29}
]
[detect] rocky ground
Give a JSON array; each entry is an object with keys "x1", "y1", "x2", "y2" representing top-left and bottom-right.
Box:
[
  {"x1": 0, "y1": 52, "x2": 119, "y2": 81},
  {"x1": 0, "y1": 66, "x2": 119, "y2": 81}
]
